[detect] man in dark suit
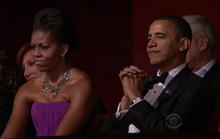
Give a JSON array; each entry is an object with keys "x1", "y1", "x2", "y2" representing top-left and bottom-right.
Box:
[
  {"x1": 183, "y1": 15, "x2": 220, "y2": 131},
  {"x1": 183, "y1": 15, "x2": 220, "y2": 80},
  {"x1": 100, "y1": 15, "x2": 212, "y2": 133}
]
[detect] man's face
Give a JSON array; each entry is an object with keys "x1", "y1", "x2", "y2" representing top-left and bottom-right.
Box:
[
  {"x1": 147, "y1": 20, "x2": 181, "y2": 68},
  {"x1": 185, "y1": 32, "x2": 201, "y2": 71}
]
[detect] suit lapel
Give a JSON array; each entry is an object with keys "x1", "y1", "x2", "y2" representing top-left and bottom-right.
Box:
[{"x1": 156, "y1": 67, "x2": 191, "y2": 106}]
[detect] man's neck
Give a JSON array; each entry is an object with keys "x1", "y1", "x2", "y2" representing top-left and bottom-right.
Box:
[
  {"x1": 158, "y1": 63, "x2": 186, "y2": 77},
  {"x1": 159, "y1": 62, "x2": 185, "y2": 74}
]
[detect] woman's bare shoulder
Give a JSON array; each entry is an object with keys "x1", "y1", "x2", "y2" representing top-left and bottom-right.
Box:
[
  {"x1": 68, "y1": 68, "x2": 93, "y2": 94},
  {"x1": 70, "y1": 68, "x2": 91, "y2": 82},
  {"x1": 16, "y1": 76, "x2": 43, "y2": 98},
  {"x1": 67, "y1": 68, "x2": 95, "y2": 103}
]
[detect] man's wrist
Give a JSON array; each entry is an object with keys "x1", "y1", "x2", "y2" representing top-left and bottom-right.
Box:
[
  {"x1": 130, "y1": 96, "x2": 144, "y2": 107},
  {"x1": 132, "y1": 97, "x2": 143, "y2": 104}
]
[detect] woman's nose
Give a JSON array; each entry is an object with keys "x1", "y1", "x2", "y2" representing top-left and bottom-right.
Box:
[
  {"x1": 24, "y1": 69, "x2": 30, "y2": 80},
  {"x1": 33, "y1": 47, "x2": 41, "y2": 57}
]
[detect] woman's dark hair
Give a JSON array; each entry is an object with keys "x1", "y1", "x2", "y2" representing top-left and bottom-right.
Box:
[
  {"x1": 0, "y1": 50, "x2": 24, "y2": 93},
  {"x1": 33, "y1": 8, "x2": 78, "y2": 61}
]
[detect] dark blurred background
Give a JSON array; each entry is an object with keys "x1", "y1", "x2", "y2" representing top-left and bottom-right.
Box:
[{"x1": 0, "y1": 0, "x2": 220, "y2": 114}]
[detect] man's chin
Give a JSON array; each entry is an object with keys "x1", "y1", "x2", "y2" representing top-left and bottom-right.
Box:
[{"x1": 149, "y1": 60, "x2": 160, "y2": 66}]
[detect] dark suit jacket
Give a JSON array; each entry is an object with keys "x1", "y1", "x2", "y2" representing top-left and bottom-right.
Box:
[
  {"x1": 200, "y1": 62, "x2": 220, "y2": 131},
  {"x1": 100, "y1": 67, "x2": 213, "y2": 133},
  {"x1": 203, "y1": 62, "x2": 220, "y2": 109},
  {"x1": 0, "y1": 83, "x2": 14, "y2": 134}
]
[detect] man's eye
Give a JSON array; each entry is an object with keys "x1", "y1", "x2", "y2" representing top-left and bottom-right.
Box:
[{"x1": 157, "y1": 35, "x2": 166, "y2": 38}]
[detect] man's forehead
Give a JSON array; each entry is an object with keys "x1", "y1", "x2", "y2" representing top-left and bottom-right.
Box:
[{"x1": 148, "y1": 20, "x2": 177, "y2": 34}]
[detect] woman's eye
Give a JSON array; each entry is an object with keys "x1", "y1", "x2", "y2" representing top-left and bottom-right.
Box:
[
  {"x1": 40, "y1": 43, "x2": 49, "y2": 50},
  {"x1": 29, "y1": 62, "x2": 34, "y2": 66},
  {"x1": 31, "y1": 45, "x2": 36, "y2": 50},
  {"x1": 41, "y1": 46, "x2": 48, "y2": 50},
  {"x1": 28, "y1": 59, "x2": 35, "y2": 66}
]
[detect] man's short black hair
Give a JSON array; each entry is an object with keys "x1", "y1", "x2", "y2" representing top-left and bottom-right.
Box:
[{"x1": 153, "y1": 15, "x2": 192, "y2": 41}]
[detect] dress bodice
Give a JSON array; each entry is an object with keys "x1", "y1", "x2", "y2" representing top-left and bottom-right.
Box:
[{"x1": 31, "y1": 101, "x2": 70, "y2": 136}]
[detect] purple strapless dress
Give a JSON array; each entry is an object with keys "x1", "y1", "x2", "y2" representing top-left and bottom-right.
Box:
[{"x1": 31, "y1": 102, "x2": 70, "y2": 136}]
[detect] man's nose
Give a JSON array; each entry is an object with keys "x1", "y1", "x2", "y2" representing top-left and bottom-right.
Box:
[{"x1": 147, "y1": 38, "x2": 156, "y2": 48}]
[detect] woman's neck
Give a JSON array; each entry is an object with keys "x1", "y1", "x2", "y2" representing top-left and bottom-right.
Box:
[{"x1": 46, "y1": 60, "x2": 70, "y2": 83}]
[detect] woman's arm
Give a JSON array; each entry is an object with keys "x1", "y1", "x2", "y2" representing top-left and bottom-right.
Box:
[
  {"x1": 56, "y1": 75, "x2": 95, "y2": 136},
  {"x1": 1, "y1": 86, "x2": 31, "y2": 138}
]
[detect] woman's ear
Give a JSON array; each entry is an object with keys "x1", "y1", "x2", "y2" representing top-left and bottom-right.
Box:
[
  {"x1": 61, "y1": 44, "x2": 69, "y2": 58},
  {"x1": 179, "y1": 37, "x2": 190, "y2": 52}
]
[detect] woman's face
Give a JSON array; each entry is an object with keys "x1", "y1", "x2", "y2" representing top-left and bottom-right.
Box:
[
  {"x1": 31, "y1": 30, "x2": 64, "y2": 72},
  {"x1": 23, "y1": 50, "x2": 40, "y2": 80}
]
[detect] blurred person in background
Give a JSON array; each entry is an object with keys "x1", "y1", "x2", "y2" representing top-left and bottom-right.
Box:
[
  {"x1": 0, "y1": 50, "x2": 23, "y2": 134},
  {"x1": 183, "y1": 15, "x2": 220, "y2": 131},
  {"x1": 16, "y1": 42, "x2": 42, "y2": 81}
]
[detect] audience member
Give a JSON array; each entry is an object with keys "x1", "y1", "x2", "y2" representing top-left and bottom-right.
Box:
[
  {"x1": 16, "y1": 43, "x2": 42, "y2": 81},
  {"x1": 0, "y1": 50, "x2": 23, "y2": 134},
  {"x1": 101, "y1": 15, "x2": 211, "y2": 133},
  {"x1": 183, "y1": 15, "x2": 220, "y2": 131},
  {"x1": 1, "y1": 8, "x2": 99, "y2": 138}
]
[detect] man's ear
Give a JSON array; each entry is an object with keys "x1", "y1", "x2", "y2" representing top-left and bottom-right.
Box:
[
  {"x1": 61, "y1": 44, "x2": 69, "y2": 58},
  {"x1": 179, "y1": 37, "x2": 190, "y2": 52},
  {"x1": 199, "y1": 37, "x2": 208, "y2": 51}
]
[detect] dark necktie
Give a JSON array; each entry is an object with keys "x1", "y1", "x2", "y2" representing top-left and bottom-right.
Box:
[
  {"x1": 153, "y1": 72, "x2": 169, "y2": 84},
  {"x1": 142, "y1": 72, "x2": 168, "y2": 96}
]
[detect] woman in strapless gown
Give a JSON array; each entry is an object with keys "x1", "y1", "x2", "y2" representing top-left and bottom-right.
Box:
[{"x1": 1, "y1": 8, "x2": 99, "y2": 138}]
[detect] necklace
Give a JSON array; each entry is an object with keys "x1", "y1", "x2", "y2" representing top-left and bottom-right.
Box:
[{"x1": 41, "y1": 70, "x2": 70, "y2": 97}]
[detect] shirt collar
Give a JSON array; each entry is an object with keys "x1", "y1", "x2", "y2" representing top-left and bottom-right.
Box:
[
  {"x1": 156, "y1": 63, "x2": 186, "y2": 86},
  {"x1": 157, "y1": 63, "x2": 186, "y2": 77},
  {"x1": 194, "y1": 59, "x2": 216, "y2": 78}
]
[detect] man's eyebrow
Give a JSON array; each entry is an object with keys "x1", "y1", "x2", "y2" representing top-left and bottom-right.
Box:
[
  {"x1": 147, "y1": 32, "x2": 166, "y2": 37},
  {"x1": 155, "y1": 32, "x2": 166, "y2": 36}
]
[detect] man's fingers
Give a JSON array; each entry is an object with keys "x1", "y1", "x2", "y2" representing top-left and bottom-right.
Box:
[{"x1": 119, "y1": 65, "x2": 148, "y2": 80}]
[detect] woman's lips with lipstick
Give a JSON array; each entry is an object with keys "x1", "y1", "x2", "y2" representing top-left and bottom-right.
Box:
[{"x1": 35, "y1": 60, "x2": 44, "y2": 65}]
